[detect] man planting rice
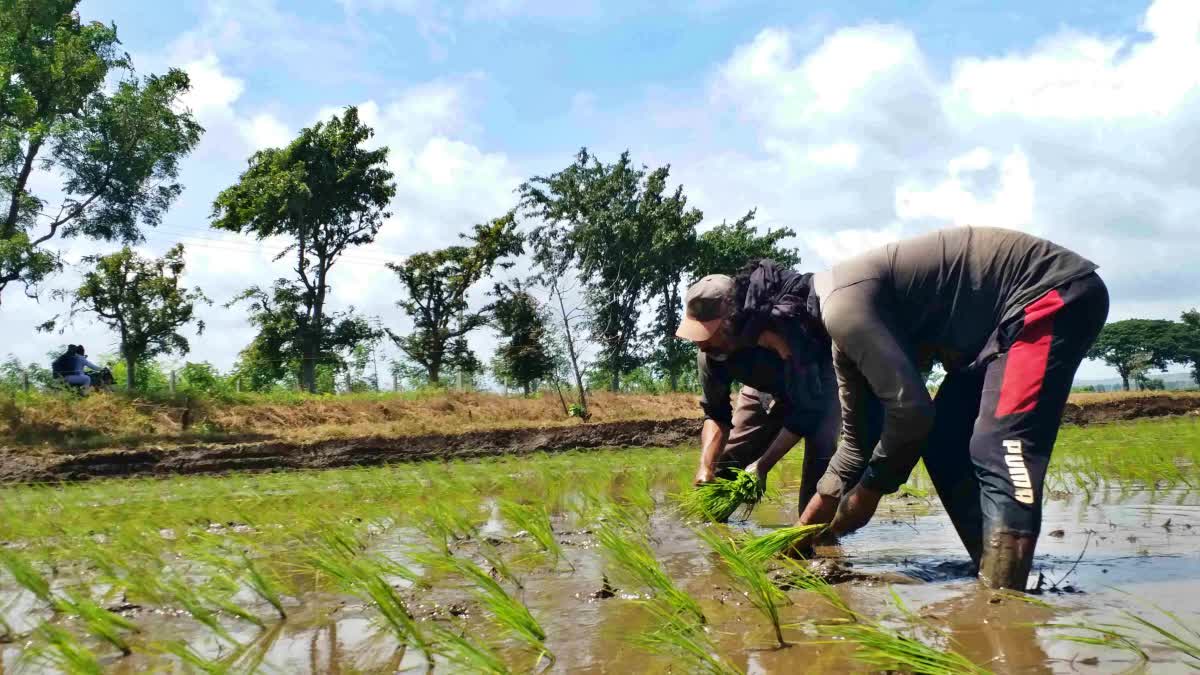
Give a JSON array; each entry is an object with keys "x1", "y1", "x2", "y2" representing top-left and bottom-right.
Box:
[{"x1": 680, "y1": 226, "x2": 1108, "y2": 590}]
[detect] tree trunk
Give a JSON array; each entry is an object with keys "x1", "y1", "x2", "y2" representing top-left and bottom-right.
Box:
[
  {"x1": 553, "y1": 282, "x2": 588, "y2": 417},
  {"x1": 300, "y1": 350, "x2": 317, "y2": 394},
  {"x1": 428, "y1": 357, "x2": 441, "y2": 385},
  {"x1": 1120, "y1": 370, "x2": 1130, "y2": 391},
  {"x1": 522, "y1": 381, "x2": 531, "y2": 397},
  {"x1": 551, "y1": 377, "x2": 569, "y2": 416},
  {"x1": 610, "y1": 366, "x2": 620, "y2": 393},
  {"x1": 125, "y1": 355, "x2": 137, "y2": 391}
]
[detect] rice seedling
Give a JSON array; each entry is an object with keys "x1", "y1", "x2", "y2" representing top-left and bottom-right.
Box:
[
  {"x1": 158, "y1": 576, "x2": 237, "y2": 644},
  {"x1": 435, "y1": 554, "x2": 552, "y2": 664},
  {"x1": 498, "y1": 499, "x2": 568, "y2": 569},
  {"x1": 819, "y1": 620, "x2": 991, "y2": 674},
  {"x1": 28, "y1": 623, "x2": 103, "y2": 675},
  {"x1": 154, "y1": 640, "x2": 231, "y2": 674},
  {"x1": 740, "y1": 524, "x2": 829, "y2": 564},
  {"x1": 677, "y1": 468, "x2": 775, "y2": 523},
  {"x1": 55, "y1": 591, "x2": 139, "y2": 656},
  {"x1": 431, "y1": 623, "x2": 513, "y2": 675},
  {"x1": 697, "y1": 527, "x2": 789, "y2": 648},
  {"x1": 242, "y1": 554, "x2": 288, "y2": 619},
  {"x1": 1047, "y1": 605, "x2": 1200, "y2": 668},
  {"x1": 595, "y1": 519, "x2": 705, "y2": 624},
  {"x1": 0, "y1": 547, "x2": 53, "y2": 605},
  {"x1": 630, "y1": 599, "x2": 742, "y2": 675},
  {"x1": 306, "y1": 539, "x2": 433, "y2": 663},
  {"x1": 477, "y1": 539, "x2": 526, "y2": 590}
]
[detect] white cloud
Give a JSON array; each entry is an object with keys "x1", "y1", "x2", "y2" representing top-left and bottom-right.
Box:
[
  {"x1": 238, "y1": 113, "x2": 291, "y2": 151},
  {"x1": 895, "y1": 147, "x2": 1035, "y2": 230}
]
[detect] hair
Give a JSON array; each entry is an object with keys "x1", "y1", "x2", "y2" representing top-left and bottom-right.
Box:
[{"x1": 73, "y1": 345, "x2": 86, "y2": 355}]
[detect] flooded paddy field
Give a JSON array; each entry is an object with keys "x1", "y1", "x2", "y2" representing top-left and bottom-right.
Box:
[{"x1": 2, "y1": 417, "x2": 1199, "y2": 673}]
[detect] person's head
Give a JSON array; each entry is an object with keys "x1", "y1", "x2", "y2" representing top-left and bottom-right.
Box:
[
  {"x1": 74, "y1": 345, "x2": 86, "y2": 356},
  {"x1": 675, "y1": 274, "x2": 738, "y2": 355}
]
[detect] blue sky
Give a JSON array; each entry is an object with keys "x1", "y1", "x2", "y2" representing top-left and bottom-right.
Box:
[{"x1": 5, "y1": 0, "x2": 1199, "y2": 384}]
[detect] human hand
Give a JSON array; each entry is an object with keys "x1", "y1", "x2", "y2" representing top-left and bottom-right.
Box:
[{"x1": 693, "y1": 465, "x2": 716, "y2": 486}]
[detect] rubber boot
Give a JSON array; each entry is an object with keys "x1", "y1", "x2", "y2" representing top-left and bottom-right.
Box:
[{"x1": 979, "y1": 531, "x2": 1036, "y2": 590}]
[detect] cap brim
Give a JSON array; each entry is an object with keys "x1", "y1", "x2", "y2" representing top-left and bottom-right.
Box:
[{"x1": 675, "y1": 316, "x2": 725, "y2": 341}]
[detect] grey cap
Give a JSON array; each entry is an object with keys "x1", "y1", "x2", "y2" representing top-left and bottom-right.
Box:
[{"x1": 675, "y1": 274, "x2": 735, "y2": 341}]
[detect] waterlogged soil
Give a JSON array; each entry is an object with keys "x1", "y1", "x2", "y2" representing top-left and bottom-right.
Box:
[
  {"x1": 5, "y1": 481, "x2": 1197, "y2": 673},
  {"x1": 2, "y1": 394, "x2": 1197, "y2": 484}
]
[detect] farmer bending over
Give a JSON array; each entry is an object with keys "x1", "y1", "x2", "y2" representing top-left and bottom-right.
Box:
[
  {"x1": 788, "y1": 226, "x2": 1108, "y2": 590},
  {"x1": 676, "y1": 260, "x2": 849, "y2": 516}
]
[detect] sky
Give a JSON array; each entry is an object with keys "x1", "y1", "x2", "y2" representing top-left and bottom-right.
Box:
[{"x1": 4, "y1": 0, "x2": 1199, "y2": 384}]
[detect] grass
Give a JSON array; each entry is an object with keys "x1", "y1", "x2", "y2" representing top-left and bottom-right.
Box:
[{"x1": 678, "y1": 468, "x2": 776, "y2": 522}]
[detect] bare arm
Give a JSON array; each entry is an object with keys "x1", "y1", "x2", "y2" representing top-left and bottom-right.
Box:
[
  {"x1": 695, "y1": 419, "x2": 730, "y2": 485},
  {"x1": 745, "y1": 427, "x2": 801, "y2": 478}
]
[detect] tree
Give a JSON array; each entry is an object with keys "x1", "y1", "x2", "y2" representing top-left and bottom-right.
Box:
[
  {"x1": 229, "y1": 279, "x2": 379, "y2": 394},
  {"x1": 388, "y1": 213, "x2": 523, "y2": 384},
  {"x1": 1179, "y1": 309, "x2": 1200, "y2": 387},
  {"x1": 211, "y1": 106, "x2": 395, "y2": 392},
  {"x1": 50, "y1": 245, "x2": 208, "y2": 390},
  {"x1": 491, "y1": 280, "x2": 557, "y2": 396},
  {"x1": 1, "y1": 2, "x2": 203, "y2": 300},
  {"x1": 1086, "y1": 319, "x2": 1180, "y2": 391},
  {"x1": 520, "y1": 149, "x2": 669, "y2": 392},
  {"x1": 690, "y1": 209, "x2": 802, "y2": 280},
  {"x1": 641, "y1": 167, "x2": 703, "y2": 392}
]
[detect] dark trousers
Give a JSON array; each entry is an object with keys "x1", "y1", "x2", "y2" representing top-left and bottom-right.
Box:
[
  {"x1": 715, "y1": 385, "x2": 842, "y2": 515},
  {"x1": 923, "y1": 273, "x2": 1110, "y2": 563}
]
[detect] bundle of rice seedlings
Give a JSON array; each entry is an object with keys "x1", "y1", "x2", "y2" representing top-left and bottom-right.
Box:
[
  {"x1": 678, "y1": 469, "x2": 774, "y2": 523},
  {"x1": 740, "y1": 524, "x2": 829, "y2": 564}
]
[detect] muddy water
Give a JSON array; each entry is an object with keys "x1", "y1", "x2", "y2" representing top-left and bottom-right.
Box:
[{"x1": 3, "y1": 477, "x2": 1199, "y2": 672}]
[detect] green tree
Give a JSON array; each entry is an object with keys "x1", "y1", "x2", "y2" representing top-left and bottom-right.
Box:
[
  {"x1": 1179, "y1": 309, "x2": 1200, "y2": 387},
  {"x1": 50, "y1": 245, "x2": 208, "y2": 390},
  {"x1": 1, "y1": 1, "x2": 203, "y2": 300},
  {"x1": 387, "y1": 213, "x2": 523, "y2": 384},
  {"x1": 690, "y1": 209, "x2": 801, "y2": 280},
  {"x1": 1086, "y1": 319, "x2": 1180, "y2": 391},
  {"x1": 491, "y1": 280, "x2": 557, "y2": 396},
  {"x1": 520, "y1": 149, "x2": 673, "y2": 392},
  {"x1": 641, "y1": 168, "x2": 703, "y2": 392},
  {"x1": 229, "y1": 279, "x2": 379, "y2": 393},
  {"x1": 211, "y1": 106, "x2": 395, "y2": 392}
]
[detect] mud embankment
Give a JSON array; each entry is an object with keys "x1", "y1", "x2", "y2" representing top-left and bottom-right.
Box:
[
  {"x1": 0, "y1": 418, "x2": 699, "y2": 484},
  {"x1": 1, "y1": 394, "x2": 1196, "y2": 484}
]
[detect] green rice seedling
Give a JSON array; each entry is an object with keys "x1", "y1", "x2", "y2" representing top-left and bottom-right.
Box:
[
  {"x1": 443, "y1": 555, "x2": 551, "y2": 663},
  {"x1": 619, "y1": 469, "x2": 656, "y2": 518},
  {"x1": 306, "y1": 544, "x2": 433, "y2": 663},
  {"x1": 0, "y1": 547, "x2": 53, "y2": 605},
  {"x1": 29, "y1": 623, "x2": 103, "y2": 675},
  {"x1": 820, "y1": 620, "x2": 991, "y2": 674},
  {"x1": 1122, "y1": 607, "x2": 1200, "y2": 666},
  {"x1": 242, "y1": 554, "x2": 288, "y2": 619},
  {"x1": 740, "y1": 524, "x2": 829, "y2": 564},
  {"x1": 55, "y1": 591, "x2": 139, "y2": 656},
  {"x1": 631, "y1": 599, "x2": 742, "y2": 675},
  {"x1": 1044, "y1": 623, "x2": 1149, "y2": 663},
  {"x1": 159, "y1": 577, "x2": 236, "y2": 644},
  {"x1": 595, "y1": 520, "x2": 705, "y2": 624},
  {"x1": 431, "y1": 623, "x2": 513, "y2": 675},
  {"x1": 698, "y1": 528, "x2": 789, "y2": 648},
  {"x1": 200, "y1": 572, "x2": 267, "y2": 629},
  {"x1": 154, "y1": 640, "x2": 230, "y2": 674},
  {"x1": 498, "y1": 500, "x2": 568, "y2": 569},
  {"x1": 677, "y1": 469, "x2": 775, "y2": 523},
  {"x1": 477, "y1": 539, "x2": 526, "y2": 590}
]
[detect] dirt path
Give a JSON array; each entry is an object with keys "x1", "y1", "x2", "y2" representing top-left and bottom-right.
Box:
[{"x1": 0, "y1": 394, "x2": 1196, "y2": 484}]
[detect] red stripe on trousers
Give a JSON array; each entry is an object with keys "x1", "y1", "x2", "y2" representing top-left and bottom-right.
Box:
[{"x1": 995, "y1": 289, "x2": 1066, "y2": 417}]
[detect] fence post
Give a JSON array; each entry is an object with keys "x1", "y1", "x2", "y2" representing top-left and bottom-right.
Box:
[
  {"x1": 169, "y1": 370, "x2": 176, "y2": 395},
  {"x1": 23, "y1": 370, "x2": 30, "y2": 393}
]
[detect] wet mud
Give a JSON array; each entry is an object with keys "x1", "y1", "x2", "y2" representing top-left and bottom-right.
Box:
[{"x1": 2, "y1": 394, "x2": 1197, "y2": 484}]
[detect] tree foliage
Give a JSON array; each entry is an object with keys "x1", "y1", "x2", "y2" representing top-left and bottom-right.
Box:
[
  {"x1": 1179, "y1": 309, "x2": 1200, "y2": 387},
  {"x1": 1086, "y1": 319, "x2": 1181, "y2": 391},
  {"x1": 1, "y1": 1, "x2": 202, "y2": 300},
  {"x1": 491, "y1": 280, "x2": 557, "y2": 395},
  {"x1": 388, "y1": 212, "x2": 523, "y2": 384},
  {"x1": 52, "y1": 245, "x2": 208, "y2": 390},
  {"x1": 212, "y1": 106, "x2": 394, "y2": 392},
  {"x1": 690, "y1": 209, "x2": 801, "y2": 280},
  {"x1": 228, "y1": 279, "x2": 379, "y2": 393}
]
